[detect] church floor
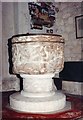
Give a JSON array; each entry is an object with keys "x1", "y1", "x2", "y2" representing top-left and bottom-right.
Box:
[{"x1": 1, "y1": 91, "x2": 83, "y2": 120}]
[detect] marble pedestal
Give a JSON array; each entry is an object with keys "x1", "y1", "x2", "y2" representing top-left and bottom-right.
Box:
[{"x1": 10, "y1": 74, "x2": 66, "y2": 113}]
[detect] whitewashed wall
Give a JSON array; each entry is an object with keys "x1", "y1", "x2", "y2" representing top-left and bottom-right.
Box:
[
  {"x1": 0, "y1": 2, "x2": 2, "y2": 90},
  {"x1": 54, "y1": 2, "x2": 82, "y2": 61},
  {"x1": 54, "y1": 2, "x2": 82, "y2": 95},
  {"x1": 2, "y1": 3, "x2": 15, "y2": 78},
  {"x1": 1, "y1": 3, "x2": 20, "y2": 91}
]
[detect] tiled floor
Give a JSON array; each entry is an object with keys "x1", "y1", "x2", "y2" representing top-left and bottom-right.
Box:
[{"x1": 1, "y1": 91, "x2": 83, "y2": 120}]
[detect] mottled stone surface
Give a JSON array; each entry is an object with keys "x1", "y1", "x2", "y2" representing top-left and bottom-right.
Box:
[
  {"x1": 55, "y1": 2, "x2": 82, "y2": 61},
  {"x1": 12, "y1": 35, "x2": 64, "y2": 43},
  {"x1": 62, "y1": 81, "x2": 83, "y2": 95},
  {"x1": 0, "y1": 75, "x2": 20, "y2": 92},
  {"x1": 21, "y1": 74, "x2": 57, "y2": 98},
  {"x1": 10, "y1": 33, "x2": 66, "y2": 113},
  {"x1": 12, "y1": 35, "x2": 64, "y2": 75},
  {"x1": 10, "y1": 91, "x2": 66, "y2": 113}
]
